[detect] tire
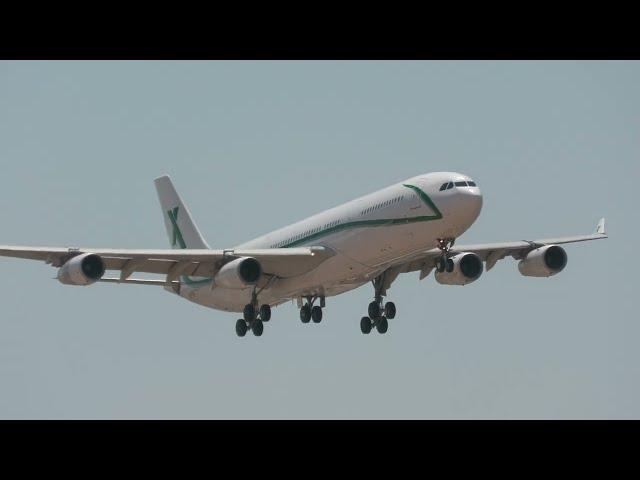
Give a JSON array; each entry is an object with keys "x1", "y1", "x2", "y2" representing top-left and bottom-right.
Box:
[
  {"x1": 252, "y1": 319, "x2": 264, "y2": 336},
  {"x1": 437, "y1": 257, "x2": 446, "y2": 273},
  {"x1": 311, "y1": 306, "x2": 323, "y2": 323},
  {"x1": 260, "y1": 304, "x2": 271, "y2": 322},
  {"x1": 368, "y1": 301, "x2": 381, "y2": 319},
  {"x1": 384, "y1": 302, "x2": 396, "y2": 319},
  {"x1": 377, "y1": 317, "x2": 388, "y2": 334},
  {"x1": 300, "y1": 305, "x2": 311, "y2": 323},
  {"x1": 360, "y1": 316, "x2": 372, "y2": 334},
  {"x1": 243, "y1": 304, "x2": 255, "y2": 322},
  {"x1": 236, "y1": 319, "x2": 247, "y2": 337}
]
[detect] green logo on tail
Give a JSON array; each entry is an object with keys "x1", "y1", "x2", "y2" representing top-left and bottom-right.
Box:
[{"x1": 167, "y1": 206, "x2": 186, "y2": 249}]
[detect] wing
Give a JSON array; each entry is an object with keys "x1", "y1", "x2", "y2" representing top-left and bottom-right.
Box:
[
  {"x1": 396, "y1": 218, "x2": 608, "y2": 278},
  {"x1": 0, "y1": 245, "x2": 335, "y2": 283}
]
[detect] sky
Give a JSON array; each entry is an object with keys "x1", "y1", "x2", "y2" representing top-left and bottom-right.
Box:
[{"x1": 0, "y1": 61, "x2": 638, "y2": 419}]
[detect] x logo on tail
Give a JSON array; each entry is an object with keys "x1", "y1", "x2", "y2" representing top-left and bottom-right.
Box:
[{"x1": 167, "y1": 206, "x2": 186, "y2": 249}]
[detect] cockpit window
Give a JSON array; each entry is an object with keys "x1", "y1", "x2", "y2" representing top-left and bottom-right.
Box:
[{"x1": 441, "y1": 180, "x2": 477, "y2": 190}]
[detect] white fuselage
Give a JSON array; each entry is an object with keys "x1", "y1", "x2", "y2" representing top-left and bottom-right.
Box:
[{"x1": 177, "y1": 172, "x2": 483, "y2": 312}]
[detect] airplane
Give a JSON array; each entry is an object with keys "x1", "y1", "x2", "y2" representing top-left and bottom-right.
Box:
[{"x1": 0, "y1": 173, "x2": 607, "y2": 338}]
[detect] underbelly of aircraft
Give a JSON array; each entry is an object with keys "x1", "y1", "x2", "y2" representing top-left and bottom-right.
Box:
[{"x1": 180, "y1": 222, "x2": 445, "y2": 313}]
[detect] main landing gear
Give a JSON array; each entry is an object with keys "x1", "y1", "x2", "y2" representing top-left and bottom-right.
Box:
[
  {"x1": 360, "y1": 296, "x2": 396, "y2": 335},
  {"x1": 299, "y1": 295, "x2": 325, "y2": 324},
  {"x1": 360, "y1": 269, "x2": 400, "y2": 335},
  {"x1": 236, "y1": 290, "x2": 272, "y2": 338}
]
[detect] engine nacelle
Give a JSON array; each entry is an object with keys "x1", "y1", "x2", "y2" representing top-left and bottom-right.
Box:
[
  {"x1": 434, "y1": 252, "x2": 483, "y2": 286},
  {"x1": 518, "y1": 245, "x2": 567, "y2": 277},
  {"x1": 57, "y1": 253, "x2": 106, "y2": 286},
  {"x1": 214, "y1": 257, "x2": 262, "y2": 289}
]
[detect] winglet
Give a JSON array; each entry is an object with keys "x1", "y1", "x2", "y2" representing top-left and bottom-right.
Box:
[{"x1": 596, "y1": 218, "x2": 606, "y2": 235}]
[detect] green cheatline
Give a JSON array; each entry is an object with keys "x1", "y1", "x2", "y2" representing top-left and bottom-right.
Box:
[
  {"x1": 280, "y1": 184, "x2": 442, "y2": 248},
  {"x1": 178, "y1": 184, "x2": 442, "y2": 287}
]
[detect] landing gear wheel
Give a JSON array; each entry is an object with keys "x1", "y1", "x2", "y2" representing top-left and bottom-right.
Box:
[
  {"x1": 376, "y1": 317, "x2": 388, "y2": 334},
  {"x1": 311, "y1": 306, "x2": 323, "y2": 323},
  {"x1": 243, "y1": 304, "x2": 255, "y2": 322},
  {"x1": 259, "y1": 304, "x2": 271, "y2": 322},
  {"x1": 437, "y1": 257, "x2": 446, "y2": 273},
  {"x1": 368, "y1": 301, "x2": 381, "y2": 319},
  {"x1": 236, "y1": 319, "x2": 248, "y2": 337},
  {"x1": 446, "y1": 258, "x2": 454, "y2": 273},
  {"x1": 384, "y1": 302, "x2": 396, "y2": 319},
  {"x1": 360, "y1": 316, "x2": 372, "y2": 334},
  {"x1": 252, "y1": 319, "x2": 264, "y2": 336},
  {"x1": 300, "y1": 305, "x2": 311, "y2": 323}
]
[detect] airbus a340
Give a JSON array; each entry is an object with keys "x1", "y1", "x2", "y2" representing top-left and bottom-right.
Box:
[{"x1": 0, "y1": 173, "x2": 607, "y2": 337}]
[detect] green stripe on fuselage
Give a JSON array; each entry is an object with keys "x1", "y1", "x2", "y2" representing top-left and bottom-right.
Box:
[
  {"x1": 281, "y1": 184, "x2": 442, "y2": 248},
  {"x1": 180, "y1": 183, "x2": 441, "y2": 287}
]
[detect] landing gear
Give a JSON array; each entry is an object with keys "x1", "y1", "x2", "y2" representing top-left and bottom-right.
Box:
[
  {"x1": 377, "y1": 317, "x2": 388, "y2": 334},
  {"x1": 369, "y1": 299, "x2": 395, "y2": 320},
  {"x1": 359, "y1": 316, "x2": 388, "y2": 334},
  {"x1": 384, "y1": 302, "x2": 396, "y2": 319},
  {"x1": 299, "y1": 296, "x2": 325, "y2": 325},
  {"x1": 251, "y1": 319, "x2": 264, "y2": 337},
  {"x1": 236, "y1": 319, "x2": 248, "y2": 337},
  {"x1": 260, "y1": 304, "x2": 271, "y2": 322},
  {"x1": 436, "y1": 238, "x2": 456, "y2": 273},
  {"x1": 360, "y1": 269, "x2": 402, "y2": 335},
  {"x1": 360, "y1": 317, "x2": 372, "y2": 334},
  {"x1": 362, "y1": 297, "x2": 394, "y2": 335},
  {"x1": 368, "y1": 301, "x2": 381, "y2": 319},
  {"x1": 311, "y1": 306, "x2": 323, "y2": 323},
  {"x1": 237, "y1": 287, "x2": 272, "y2": 337},
  {"x1": 236, "y1": 315, "x2": 267, "y2": 338},
  {"x1": 300, "y1": 304, "x2": 311, "y2": 323},
  {"x1": 242, "y1": 302, "x2": 271, "y2": 323},
  {"x1": 243, "y1": 304, "x2": 255, "y2": 322}
]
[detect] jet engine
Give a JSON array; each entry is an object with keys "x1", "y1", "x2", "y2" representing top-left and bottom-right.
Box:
[
  {"x1": 518, "y1": 245, "x2": 567, "y2": 277},
  {"x1": 435, "y1": 252, "x2": 483, "y2": 285},
  {"x1": 214, "y1": 257, "x2": 262, "y2": 289},
  {"x1": 57, "y1": 253, "x2": 106, "y2": 286}
]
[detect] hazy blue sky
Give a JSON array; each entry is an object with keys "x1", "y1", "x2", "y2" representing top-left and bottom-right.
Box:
[{"x1": 0, "y1": 61, "x2": 637, "y2": 419}]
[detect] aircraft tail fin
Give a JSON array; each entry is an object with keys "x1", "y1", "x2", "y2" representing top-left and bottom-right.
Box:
[{"x1": 154, "y1": 175, "x2": 210, "y2": 250}]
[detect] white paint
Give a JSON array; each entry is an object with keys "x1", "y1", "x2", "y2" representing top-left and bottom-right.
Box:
[{"x1": 183, "y1": 172, "x2": 482, "y2": 312}]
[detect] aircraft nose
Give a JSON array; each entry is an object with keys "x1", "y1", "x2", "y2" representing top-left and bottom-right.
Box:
[{"x1": 460, "y1": 186, "x2": 483, "y2": 221}]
